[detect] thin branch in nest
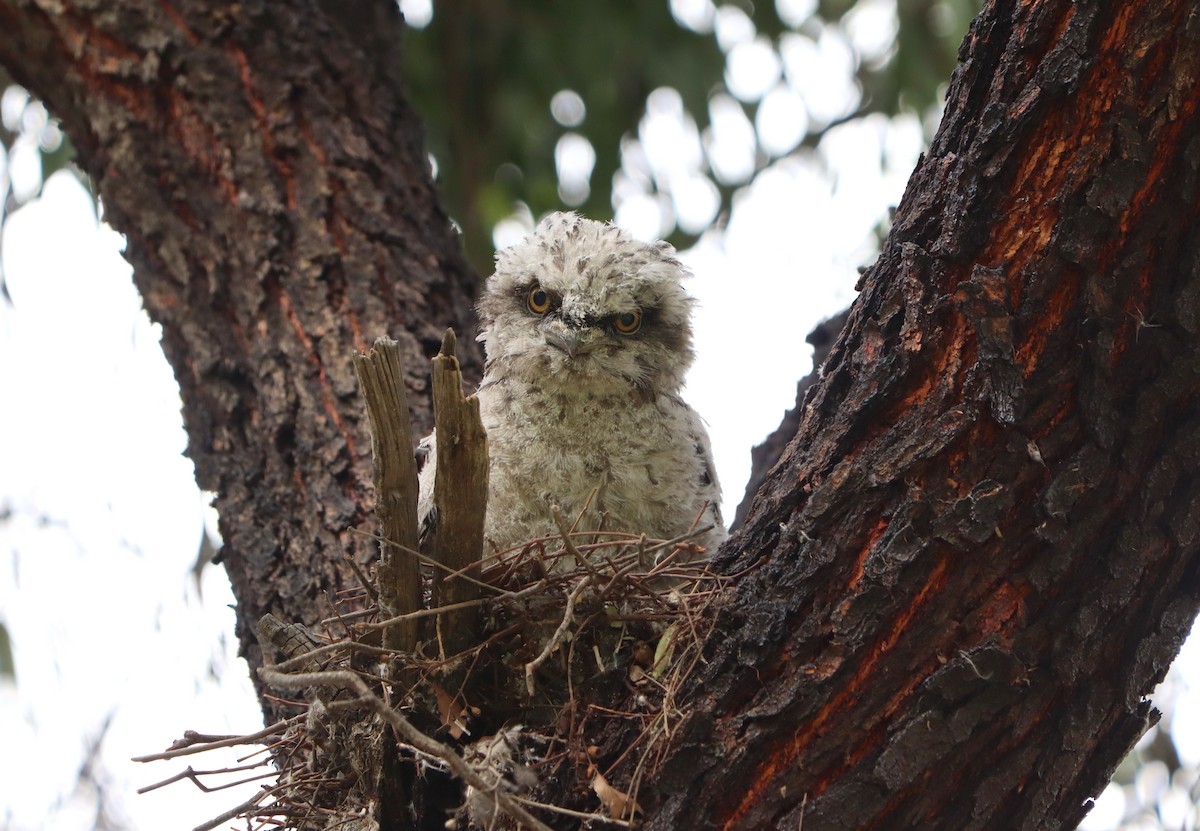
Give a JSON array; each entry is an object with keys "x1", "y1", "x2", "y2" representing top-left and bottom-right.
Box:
[
  {"x1": 137, "y1": 762, "x2": 276, "y2": 795},
  {"x1": 348, "y1": 526, "x2": 513, "y2": 597},
  {"x1": 551, "y1": 503, "x2": 603, "y2": 580},
  {"x1": 270, "y1": 638, "x2": 397, "y2": 674},
  {"x1": 132, "y1": 716, "x2": 304, "y2": 763},
  {"x1": 342, "y1": 553, "x2": 378, "y2": 604},
  {"x1": 510, "y1": 793, "x2": 633, "y2": 827},
  {"x1": 524, "y1": 576, "x2": 592, "y2": 696},
  {"x1": 361, "y1": 567, "x2": 563, "y2": 638},
  {"x1": 567, "y1": 487, "x2": 602, "y2": 535},
  {"x1": 259, "y1": 665, "x2": 555, "y2": 831},
  {"x1": 323, "y1": 592, "x2": 363, "y2": 643},
  {"x1": 317, "y1": 607, "x2": 377, "y2": 626},
  {"x1": 192, "y1": 790, "x2": 271, "y2": 831},
  {"x1": 637, "y1": 524, "x2": 715, "y2": 557}
]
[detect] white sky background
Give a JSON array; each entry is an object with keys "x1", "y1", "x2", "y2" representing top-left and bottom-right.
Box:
[{"x1": 0, "y1": 2, "x2": 1197, "y2": 829}]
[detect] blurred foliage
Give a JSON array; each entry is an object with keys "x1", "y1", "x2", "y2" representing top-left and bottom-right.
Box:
[
  {"x1": 851, "y1": 0, "x2": 974, "y2": 116},
  {"x1": 0, "y1": 1, "x2": 980, "y2": 275},
  {"x1": 402, "y1": 0, "x2": 980, "y2": 271},
  {"x1": 0, "y1": 66, "x2": 78, "y2": 305},
  {"x1": 0, "y1": 68, "x2": 77, "y2": 196}
]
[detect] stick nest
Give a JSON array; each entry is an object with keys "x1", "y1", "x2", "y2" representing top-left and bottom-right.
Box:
[{"x1": 140, "y1": 528, "x2": 728, "y2": 831}]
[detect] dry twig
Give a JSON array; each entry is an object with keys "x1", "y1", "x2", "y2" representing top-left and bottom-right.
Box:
[
  {"x1": 259, "y1": 665, "x2": 554, "y2": 831},
  {"x1": 524, "y1": 577, "x2": 592, "y2": 696}
]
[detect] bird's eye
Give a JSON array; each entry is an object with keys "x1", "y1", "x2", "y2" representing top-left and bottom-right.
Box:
[
  {"x1": 527, "y1": 285, "x2": 552, "y2": 315},
  {"x1": 613, "y1": 310, "x2": 642, "y2": 335}
]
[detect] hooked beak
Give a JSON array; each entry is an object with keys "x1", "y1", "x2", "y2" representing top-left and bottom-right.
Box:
[
  {"x1": 543, "y1": 326, "x2": 581, "y2": 358},
  {"x1": 540, "y1": 317, "x2": 590, "y2": 358}
]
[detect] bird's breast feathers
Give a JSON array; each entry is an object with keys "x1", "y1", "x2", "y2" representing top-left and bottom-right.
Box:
[{"x1": 476, "y1": 380, "x2": 720, "y2": 550}]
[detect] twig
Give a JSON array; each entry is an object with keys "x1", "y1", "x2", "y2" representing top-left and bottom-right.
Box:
[
  {"x1": 551, "y1": 504, "x2": 602, "y2": 580},
  {"x1": 259, "y1": 665, "x2": 554, "y2": 831},
  {"x1": 364, "y1": 574, "x2": 552, "y2": 633},
  {"x1": 348, "y1": 527, "x2": 509, "y2": 596},
  {"x1": 132, "y1": 717, "x2": 303, "y2": 763},
  {"x1": 365, "y1": 596, "x2": 490, "y2": 628},
  {"x1": 271, "y1": 639, "x2": 396, "y2": 674},
  {"x1": 343, "y1": 553, "x2": 379, "y2": 605},
  {"x1": 525, "y1": 577, "x2": 591, "y2": 696},
  {"x1": 192, "y1": 790, "x2": 270, "y2": 831},
  {"x1": 639, "y1": 525, "x2": 714, "y2": 556},
  {"x1": 511, "y1": 793, "x2": 632, "y2": 826},
  {"x1": 137, "y1": 763, "x2": 276, "y2": 794}
]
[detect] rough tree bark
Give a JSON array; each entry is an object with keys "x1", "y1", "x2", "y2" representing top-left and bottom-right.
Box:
[
  {"x1": 0, "y1": 2, "x2": 483, "y2": 720},
  {"x1": 0, "y1": 2, "x2": 1197, "y2": 831},
  {"x1": 649, "y1": 2, "x2": 1200, "y2": 829}
]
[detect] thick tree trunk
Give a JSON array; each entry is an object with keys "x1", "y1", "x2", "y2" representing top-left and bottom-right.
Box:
[
  {"x1": 644, "y1": 2, "x2": 1200, "y2": 829},
  {"x1": 0, "y1": 1, "x2": 483, "y2": 719},
  {"x1": 1, "y1": 1, "x2": 1198, "y2": 830}
]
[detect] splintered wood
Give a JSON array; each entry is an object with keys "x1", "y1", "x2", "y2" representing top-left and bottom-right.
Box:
[
  {"x1": 352, "y1": 336, "x2": 422, "y2": 652},
  {"x1": 429, "y1": 328, "x2": 488, "y2": 658}
]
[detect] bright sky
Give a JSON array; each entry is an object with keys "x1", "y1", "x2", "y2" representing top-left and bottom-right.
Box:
[{"x1": 1, "y1": 4, "x2": 1198, "y2": 830}]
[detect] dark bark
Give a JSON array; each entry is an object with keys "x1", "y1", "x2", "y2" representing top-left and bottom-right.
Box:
[
  {"x1": 641, "y1": 2, "x2": 1200, "y2": 829},
  {"x1": 0, "y1": 1, "x2": 483, "y2": 720},
  {"x1": 1, "y1": 1, "x2": 1198, "y2": 830}
]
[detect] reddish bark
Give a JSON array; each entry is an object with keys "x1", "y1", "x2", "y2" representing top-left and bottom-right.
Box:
[
  {"x1": 643, "y1": 2, "x2": 1200, "y2": 828},
  {"x1": 0, "y1": 2, "x2": 483, "y2": 722}
]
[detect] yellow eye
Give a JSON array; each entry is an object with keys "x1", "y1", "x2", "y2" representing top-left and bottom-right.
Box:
[
  {"x1": 527, "y1": 284, "x2": 552, "y2": 315},
  {"x1": 613, "y1": 310, "x2": 642, "y2": 334}
]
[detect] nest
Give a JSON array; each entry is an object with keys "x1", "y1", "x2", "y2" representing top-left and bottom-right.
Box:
[
  {"x1": 134, "y1": 336, "x2": 730, "y2": 829},
  {"x1": 137, "y1": 526, "x2": 728, "y2": 831}
]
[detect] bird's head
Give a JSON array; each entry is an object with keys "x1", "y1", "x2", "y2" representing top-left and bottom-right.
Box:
[{"x1": 477, "y1": 212, "x2": 696, "y2": 396}]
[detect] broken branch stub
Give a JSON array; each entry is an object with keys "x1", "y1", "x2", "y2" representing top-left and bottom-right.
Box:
[
  {"x1": 430, "y1": 328, "x2": 488, "y2": 657},
  {"x1": 352, "y1": 336, "x2": 421, "y2": 652}
]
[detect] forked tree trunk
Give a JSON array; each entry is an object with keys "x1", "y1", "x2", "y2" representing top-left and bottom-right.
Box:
[{"x1": 0, "y1": 1, "x2": 1197, "y2": 830}]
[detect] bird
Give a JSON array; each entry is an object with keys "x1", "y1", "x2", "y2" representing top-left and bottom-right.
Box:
[{"x1": 417, "y1": 212, "x2": 724, "y2": 563}]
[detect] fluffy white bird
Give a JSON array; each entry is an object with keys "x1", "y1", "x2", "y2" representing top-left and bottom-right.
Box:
[{"x1": 418, "y1": 212, "x2": 723, "y2": 559}]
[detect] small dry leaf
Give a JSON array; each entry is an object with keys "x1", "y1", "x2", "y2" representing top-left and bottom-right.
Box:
[
  {"x1": 628, "y1": 664, "x2": 647, "y2": 684},
  {"x1": 592, "y1": 770, "x2": 641, "y2": 820},
  {"x1": 651, "y1": 622, "x2": 678, "y2": 679},
  {"x1": 431, "y1": 681, "x2": 470, "y2": 740}
]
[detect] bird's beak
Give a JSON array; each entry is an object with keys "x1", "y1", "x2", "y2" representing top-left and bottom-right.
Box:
[{"x1": 543, "y1": 326, "x2": 581, "y2": 358}]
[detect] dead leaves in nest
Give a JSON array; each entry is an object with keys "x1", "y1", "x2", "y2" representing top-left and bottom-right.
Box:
[
  {"x1": 591, "y1": 768, "x2": 643, "y2": 821},
  {"x1": 432, "y1": 681, "x2": 478, "y2": 740}
]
